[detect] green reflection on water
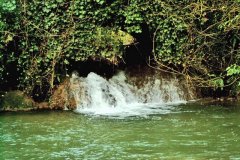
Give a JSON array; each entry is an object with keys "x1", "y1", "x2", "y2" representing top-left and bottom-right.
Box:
[{"x1": 1, "y1": 102, "x2": 240, "y2": 159}]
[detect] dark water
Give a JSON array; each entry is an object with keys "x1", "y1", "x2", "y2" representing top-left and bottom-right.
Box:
[{"x1": 1, "y1": 102, "x2": 240, "y2": 159}]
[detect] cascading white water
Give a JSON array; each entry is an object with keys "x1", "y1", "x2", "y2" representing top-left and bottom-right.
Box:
[{"x1": 70, "y1": 71, "x2": 194, "y2": 117}]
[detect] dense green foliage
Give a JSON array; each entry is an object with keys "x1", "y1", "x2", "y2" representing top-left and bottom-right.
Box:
[{"x1": 0, "y1": 0, "x2": 240, "y2": 98}]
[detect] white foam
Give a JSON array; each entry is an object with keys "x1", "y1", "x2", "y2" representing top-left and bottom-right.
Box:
[{"x1": 71, "y1": 71, "x2": 188, "y2": 117}]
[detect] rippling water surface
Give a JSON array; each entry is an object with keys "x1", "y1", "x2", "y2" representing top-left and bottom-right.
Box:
[{"x1": 1, "y1": 102, "x2": 240, "y2": 159}]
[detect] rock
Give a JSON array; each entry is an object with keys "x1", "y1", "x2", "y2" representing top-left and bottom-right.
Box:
[
  {"x1": 0, "y1": 91, "x2": 35, "y2": 111},
  {"x1": 0, "y1": 78, "x2": 78, "y2": 111},
  {"x1": 36, "y1": 102, "x2": 50, "y2": 110},
  {"x1": 49, "y1": 78, "x2": 77, "y2": 110},
  {"x1": 0, "y1": 78, "x2": 79, "y2": 112}
]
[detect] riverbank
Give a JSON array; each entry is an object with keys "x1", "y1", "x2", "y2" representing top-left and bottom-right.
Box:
[
  {"x1": 1, "y1": 98, "x2": 238, "y2": 113},
  {"x1": 0, "y1": 69, "x2": 239, "y2": 113}
]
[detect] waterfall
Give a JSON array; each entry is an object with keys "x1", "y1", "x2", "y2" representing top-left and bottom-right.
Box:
[{"x1": 70, "y1": 70, "x2": 194, "y2": 117}]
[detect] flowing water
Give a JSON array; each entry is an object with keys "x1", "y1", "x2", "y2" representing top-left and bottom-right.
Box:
[
  {"x1": 1, "y1": 103, "x2": 240, "y2": 159},
  {"x1": 71, "y1": 71, "x2": 193, "y2": 117},
  {"x1": 1, "y1": 71, "x2": 240, "y2": 159}
]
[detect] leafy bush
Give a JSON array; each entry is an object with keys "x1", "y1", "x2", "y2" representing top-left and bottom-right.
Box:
[
  {"x1": 143, "y1": 0, "x2": 240, "y2": 93},
  {"x1": 1, "y1": 0, "x2": 129, "y2": 96},
  {"x1": 0, "y1": 0, "x2": 239, "y2": 98}
]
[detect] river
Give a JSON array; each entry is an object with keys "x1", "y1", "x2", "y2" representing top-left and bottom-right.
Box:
[{"x1": 1, "y1": 102, "x2": 240, "y2": 159}]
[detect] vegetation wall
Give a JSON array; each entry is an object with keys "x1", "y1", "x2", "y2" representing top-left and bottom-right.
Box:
[{"x1": 0, "y1": 0, "x2": 240, "y2": 99}]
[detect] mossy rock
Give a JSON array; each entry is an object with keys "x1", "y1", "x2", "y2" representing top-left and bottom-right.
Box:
[
  {"x1": 0, "y1": 91, "x2": 35, "y2": 111},
  {"x1": 49, "y1": 78, "x2": 77, "y2": 110}
]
